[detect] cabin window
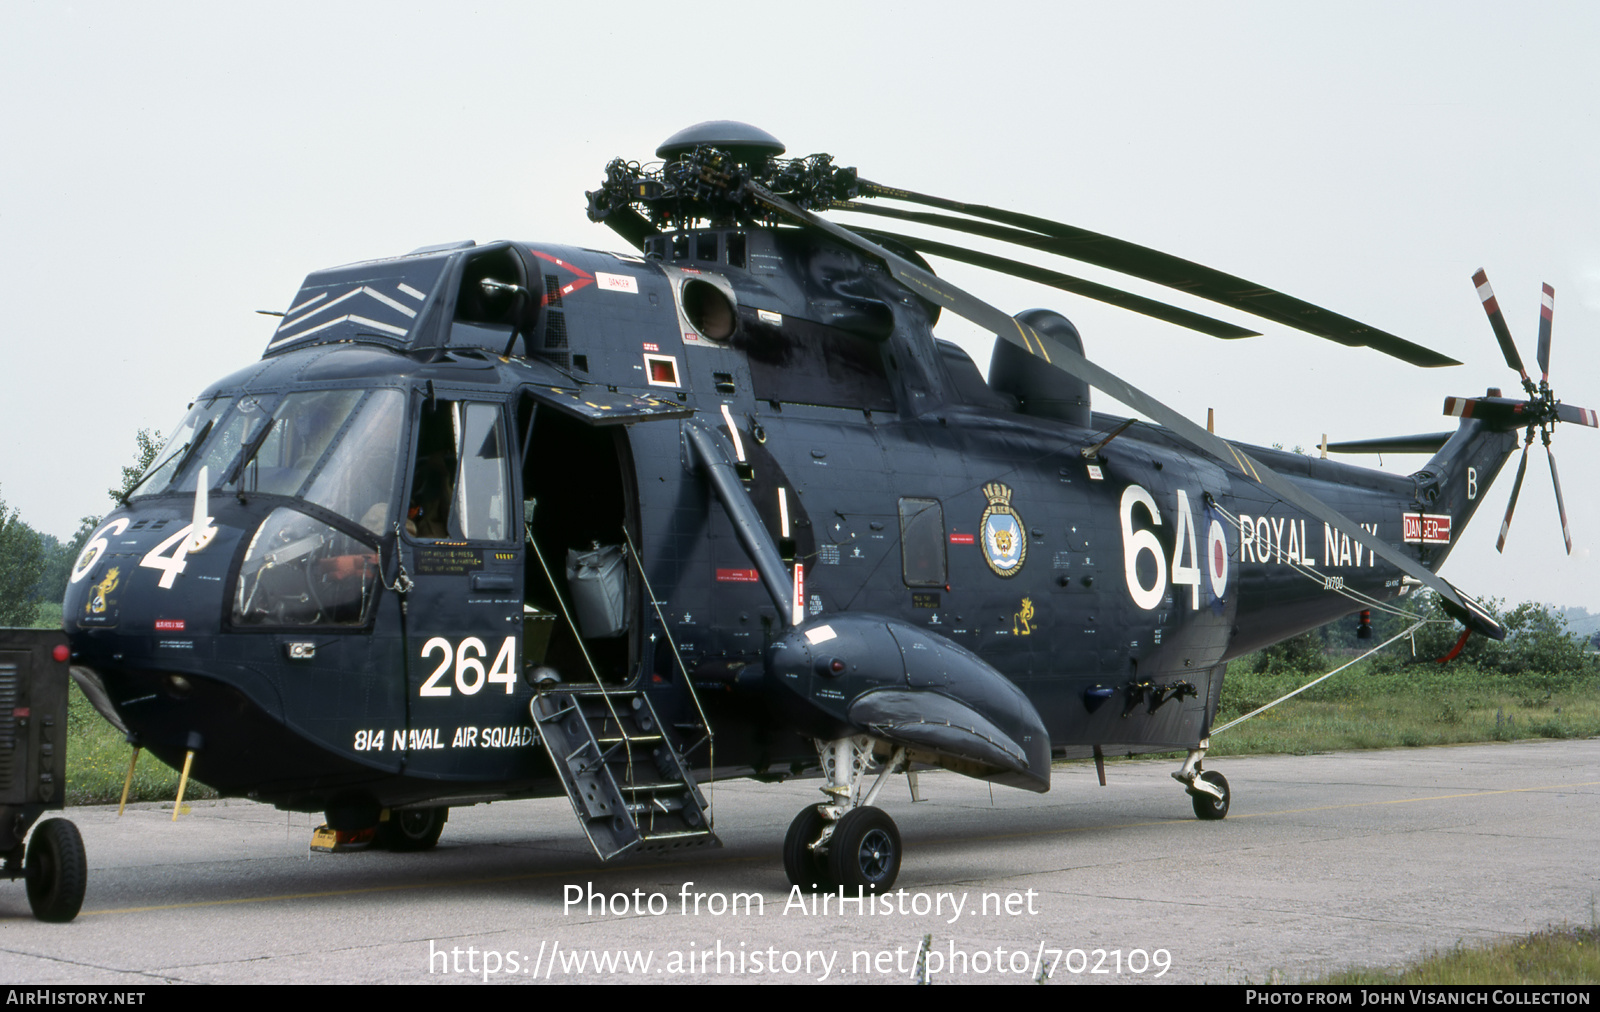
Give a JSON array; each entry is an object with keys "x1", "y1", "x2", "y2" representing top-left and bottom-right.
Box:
[
  {"x1": 407, "y1": 399, "x2": 511, "y2": 541},
  {"x1": 696, "y1": 232, "x2": 719, "y2": 262},
  {"x1": 898, "y1": 497, "x2": 946, "y2": 587}
]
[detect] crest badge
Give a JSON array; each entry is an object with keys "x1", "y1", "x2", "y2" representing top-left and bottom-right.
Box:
[
  {"x1": 980, "y1": 482, "x2": 1026, "y2": 577},
  {"x1": 81, "y1": 565, "x2": 121, "y2": 627}
]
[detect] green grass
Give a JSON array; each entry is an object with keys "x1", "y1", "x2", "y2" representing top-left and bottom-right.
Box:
[
  {"x1": 1310, "y1": 922, "x2": 1600, "y2": 985},
  {"x1": 1206, "y1": 660, "x2": 1600, "y2": 756}
]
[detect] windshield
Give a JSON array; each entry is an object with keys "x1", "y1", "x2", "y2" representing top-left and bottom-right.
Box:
[
  {"x1": 127, "y1": 397, "x2": 235, "y2": 498},
  {"x1": 132, "y1": 387, "x2": 407, "y2": 535}
]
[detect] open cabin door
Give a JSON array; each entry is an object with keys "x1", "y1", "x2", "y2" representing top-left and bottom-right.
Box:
[{"x1": 515, "y1": 392, "x2": 642, "y2": 689}]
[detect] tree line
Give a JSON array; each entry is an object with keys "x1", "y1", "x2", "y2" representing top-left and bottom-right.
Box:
[{"x1": 0, "y1": 430, "x2": 160, "y2": 626}]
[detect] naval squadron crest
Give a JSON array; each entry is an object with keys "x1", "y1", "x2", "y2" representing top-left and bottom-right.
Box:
[{"x1": 980, "y1": 482, "x2": 1026, "y2": 577}]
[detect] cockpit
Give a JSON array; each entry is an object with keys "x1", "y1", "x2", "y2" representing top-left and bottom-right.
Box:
[{"x1": 125, "y1": 385, "x2": 416, "y2": 629}]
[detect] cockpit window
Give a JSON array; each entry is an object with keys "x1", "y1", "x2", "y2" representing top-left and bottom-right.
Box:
[
  {"x1": 134, "y1": 387, "x2": 406, "y2": 537},
  {"x1": 227, "y1": 389, "x2": 366, "y2": 498},
  {"x1": 232, "y1": 507, "x2": 380, "y2": 627},
  {"x1": 406, "y1": 399, "x2": 510, "y2": 541},
  {"x1": 127, "y1": 398, "x2": 235, "y2": 498},
  {"x1": 303, "y1": 389, "x2": 405, "y2": 534},
  {"x1": 174, "y1": 395, "x2": 277, "y2": 494}
]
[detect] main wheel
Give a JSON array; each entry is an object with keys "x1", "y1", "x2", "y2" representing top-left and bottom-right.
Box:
[
  {"x1": 826, "y1": 807, "x2": 901, "y2": 892},
  {"x1": 783, "y1": 805, "x2": 833, "y2": 892},
  {"x1": 25, "y1": 819, "x2": 87, "y2": 923},
  {"x1": 1190, "y1": 770, "x2": 1230, "y2": 820},
  {"x1": 378, "y1": 807, "x2": 447, "y2": 851}
]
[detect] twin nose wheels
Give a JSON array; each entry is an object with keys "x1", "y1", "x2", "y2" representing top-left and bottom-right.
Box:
[{"x1": 783, "y1": 804, "x2": 901, "y2": 893}]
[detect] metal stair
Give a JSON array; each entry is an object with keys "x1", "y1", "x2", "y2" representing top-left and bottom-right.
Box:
[{"x1": 531, "y1": 689, "x2": 718, "y2": 860}]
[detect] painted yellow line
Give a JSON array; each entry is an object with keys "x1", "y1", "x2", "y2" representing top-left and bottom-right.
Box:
[
  {"x1": 76, "y1": 853, "x2": 762, "y2": 918},
  {"x1": 78, "y1": 779, "x2": 1600, "y2": 917},
  {"x1": 1025, "y1": 323, "x2": 1050, "y2": 363},
  {"x1": 942, "y1": 778, "x2": 1600, "y2": 846}
]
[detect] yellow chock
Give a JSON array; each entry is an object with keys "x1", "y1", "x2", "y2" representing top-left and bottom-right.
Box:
[
  {"x1": 118, "y1": 747, "x2": 140, "y2": 817},
  {"x1": 172, "y1": 749, "x2": 195, "y2": 822}
]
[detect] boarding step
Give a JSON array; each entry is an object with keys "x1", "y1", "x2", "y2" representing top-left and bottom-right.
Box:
[{"x1": 531, "y1": 689, "x2": 718, "y2": 861}]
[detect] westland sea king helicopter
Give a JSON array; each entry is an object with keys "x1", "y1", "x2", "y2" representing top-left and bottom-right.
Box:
[{"x1": 61, "y1": 122, "x2": 1595, "y2": 892}]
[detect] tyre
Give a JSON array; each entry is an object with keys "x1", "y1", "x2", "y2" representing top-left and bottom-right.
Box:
[
  {"x1": 782, "y1": 805, "x2": 833, "y2": 893},
  {"x1": 1190, "y1": 770, "x2": 1230, "y2": 820},
  {"x1": 378, "y1": 807, "x2": 447, "y2": 851},
  {"x1": 825, "y1": 806, "x2": 900, "y2": 892},
  {"x1": 26, "y1": 819, "x2": 87, "y2": 923}
]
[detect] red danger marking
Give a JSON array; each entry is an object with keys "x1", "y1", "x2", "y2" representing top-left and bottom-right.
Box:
[
  {"x1": 716, "y1": 568, "x2": 760, "y2": 582},
  {"x1": 949, "y1": 533, "x2": 975, "y2": 545},
  {"x1": 155, "y1": 619, "x2": 185, "y2": 631},
  {"x1": 642, "y1": 342, "x2": 659, "y2": 352},
  {"x1": 1403, "y1": 513, "x2": 1452, "y2": 545}
]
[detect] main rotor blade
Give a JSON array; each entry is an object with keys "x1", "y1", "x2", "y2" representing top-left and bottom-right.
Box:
[
  {"x1": 1472, "y1": 268, "x2": 1535, "y2": 394},
  {"x1": 748, "y1": 181, "x2": 1490, "y2": 627},
  {"x1": 857, "y1": 227, "x2": 1259, "y2": 340},
  {"x1": 1496, "y1": 443, "x2": 1530, "y2": 553},
  {"x1": 846, "y1": 185, "x2": 1461, "y2": 368},
  {"x1": 1537, "y1": 283, "x2": 1554, "y2": 382},
  {"x1": 1547, "y1": 445, "x2": 1572, "y2": 555}
]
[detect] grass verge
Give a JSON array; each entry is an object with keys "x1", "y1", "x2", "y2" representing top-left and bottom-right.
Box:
[
  {"x1": 1206, "y1": 661, "x2": 1600, "y2": 756},
  {"x1": 1311, "y1": 922, "x2": 1600, "y2": 985}
]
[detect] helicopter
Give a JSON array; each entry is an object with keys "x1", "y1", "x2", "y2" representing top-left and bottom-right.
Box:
[{"x1": 58, "y1": 121, "x2": 1594, "y2": 893}]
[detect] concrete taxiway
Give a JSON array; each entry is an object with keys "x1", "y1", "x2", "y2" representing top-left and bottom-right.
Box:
[{"x1": 1, "y1": 737, "x2": 1596, "y2": 984}]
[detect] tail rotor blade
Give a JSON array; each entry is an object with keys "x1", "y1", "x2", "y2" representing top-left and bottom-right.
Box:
[
  {"x1": 1472, "y1": 268, "x2": 1534, "y2": 394},
  {"x1": 1537, "y1": 283, "x2": 1554, "y2": 383},
  {"x1": 1547, "y1": 445, "x2": 1573, "y2": 555},
  {"x1": 1553, "y1": 403, "x2": 1598, "y2": 427},
  {"x1": 1496, "y1": 443, "x2": 1530, "y2": 553}
]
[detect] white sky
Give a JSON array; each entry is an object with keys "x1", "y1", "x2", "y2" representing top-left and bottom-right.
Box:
[{"x1": 3, "y1": 2, "x2": 1598, "y2": 609}]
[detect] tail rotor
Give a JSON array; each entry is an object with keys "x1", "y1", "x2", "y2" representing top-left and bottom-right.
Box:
[{"x1": 1449, "y1": 270, "x2": 1596, "y2": 554}]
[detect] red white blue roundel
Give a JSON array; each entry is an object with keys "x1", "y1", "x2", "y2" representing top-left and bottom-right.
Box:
[
  {"x1": 1207, "y1": 518, "x2": 1229, "y2": 598},
  {"x1": 980, "y1": 482, "x2": 1026, "y2": 577}
]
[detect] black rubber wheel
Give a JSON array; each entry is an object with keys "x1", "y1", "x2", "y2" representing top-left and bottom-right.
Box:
[
  {"x1": 1191, "y1": 770, "x2": 1230, "y2": 820},
  {"x1": 25, "y1": 819, "x2": 87, "y2": 923},
  {"x1": 782, "y1": 805, "x2": 833, "y2": 893},
  {"x1": 378, "y1": 807, "x2": 446, "y2": 851},
  {"x1": 826, "y1": 807, "x2": 901, "y2": 892}
]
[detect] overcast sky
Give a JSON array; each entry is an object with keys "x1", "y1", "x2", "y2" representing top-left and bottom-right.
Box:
[{"x1": 3, "y1": 2, "x2": 1598, "y2": 609}]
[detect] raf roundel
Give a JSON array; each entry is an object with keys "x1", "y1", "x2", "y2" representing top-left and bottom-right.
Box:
[
  {"x1": 1207, "y1": 518, "x2": 1229, "y2": 598},
  {"x1": 980, "y1": 482, "x2": 1027, "y2": 577}
]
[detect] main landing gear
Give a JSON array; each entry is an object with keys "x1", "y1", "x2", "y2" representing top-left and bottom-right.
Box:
[
  {"x1": 1171, "y1": 739, "x2": 1230, "y2": 820},
  {"x1": 784, "y1": 736, "x2": 907, "y2": 893}
]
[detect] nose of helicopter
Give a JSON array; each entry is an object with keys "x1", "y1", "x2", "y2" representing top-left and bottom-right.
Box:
[{"x1": 62, "y1": 497, "x2": 266, "y2": 757}]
